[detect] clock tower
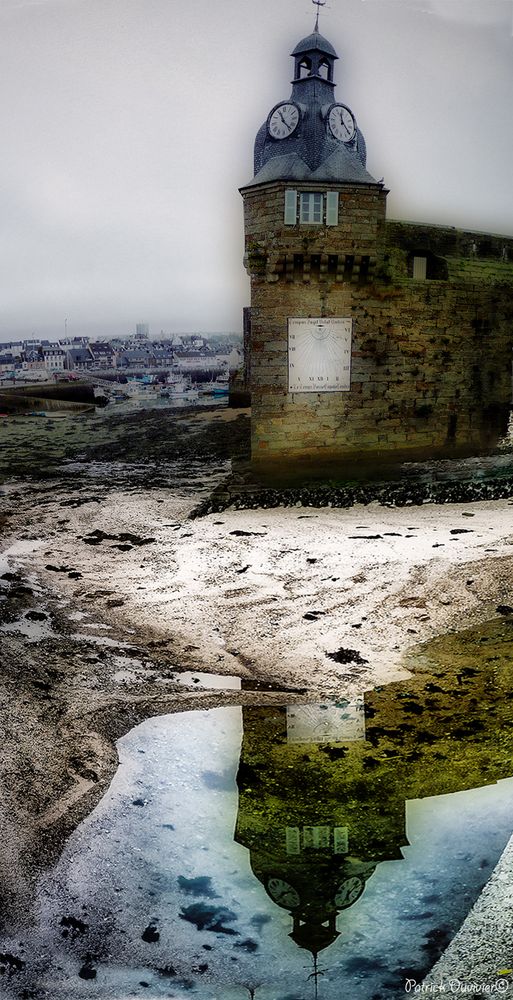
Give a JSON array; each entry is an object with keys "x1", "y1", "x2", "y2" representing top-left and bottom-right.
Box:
[{"x1": 240, "y1": 15, "x2": 387, "y2": 471}]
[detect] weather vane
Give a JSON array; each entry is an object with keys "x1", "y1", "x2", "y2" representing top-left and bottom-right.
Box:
[
  {"x1": 312, "y1": 0, "x2": 326, "y2": 32},
  {"x1": 306, "y1": 954, "x2": 328, "y2": 1000}
]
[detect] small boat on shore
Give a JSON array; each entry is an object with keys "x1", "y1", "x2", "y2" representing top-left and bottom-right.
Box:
[
  {"x1": 211, "y1": 374, "x2": 229, "y2": 396},
  {"x1": 167, "y1": 378, "x2": 198, "y2": 398}
]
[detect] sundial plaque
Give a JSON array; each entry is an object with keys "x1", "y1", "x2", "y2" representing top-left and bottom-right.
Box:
[{"x1": 288, "y1": 317, "x2": 352, "y2": 392}]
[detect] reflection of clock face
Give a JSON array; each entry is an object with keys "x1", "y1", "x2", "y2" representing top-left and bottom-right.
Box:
[
  {"x1": 335, "y1": 876, "x2": 365, "y2": 909},
  {"x1": 267, "y1": 877, "x2": 301, "y2": 909},
  {"x1": 268, "y1": 102, "x2": 300, "y2": 139},
  {"x1": 328, "y1": 104, "x2": 356, "y2": 143}
]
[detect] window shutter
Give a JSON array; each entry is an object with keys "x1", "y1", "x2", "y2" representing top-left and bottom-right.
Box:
[
  {"x1": 284, "y1": 189, "x2": 297, "y2": 225},
  {"x1": 326, "y1": 190, "x2": 339, "y2": 226}
]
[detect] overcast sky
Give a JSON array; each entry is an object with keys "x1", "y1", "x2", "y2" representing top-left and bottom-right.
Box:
[{"x1": 0, "y1": 0, "x2": 512, "y2": 342}]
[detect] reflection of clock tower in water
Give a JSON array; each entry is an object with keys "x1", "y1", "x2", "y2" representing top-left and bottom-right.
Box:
[
  {"x1": 240, "y1": 7, "x2": 387, "y2": 466},
  {"x1": 233, "y1": 650, "x2": 513, "y2": 969},
  {"x1": 234, "y1": 702, "x2": 394, "y2": 962}
]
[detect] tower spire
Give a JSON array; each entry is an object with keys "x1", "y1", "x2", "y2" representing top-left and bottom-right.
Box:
[{"x1": 312, "y1": 0, "x2": 326, "y2": 32}]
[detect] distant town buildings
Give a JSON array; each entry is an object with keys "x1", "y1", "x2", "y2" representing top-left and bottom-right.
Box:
[{"x1": 0, "y1": 330, "x2": 242, "y2": 380}]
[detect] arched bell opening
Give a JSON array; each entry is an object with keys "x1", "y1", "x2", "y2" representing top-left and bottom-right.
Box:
[
  {"x1": 297, "y1": 56, "x2": 312, "y2": 79},
  {"x1": 318, "y1": 57, "x2": 332, "y2": 81}
]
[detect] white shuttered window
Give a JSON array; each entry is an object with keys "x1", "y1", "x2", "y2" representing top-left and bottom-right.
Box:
[
  {"x1": 283, "y1": 189, "x2": 340, "y2": 225},
  {"x1": 300, "y1": 192, "x2": 323, "y2": 224}
]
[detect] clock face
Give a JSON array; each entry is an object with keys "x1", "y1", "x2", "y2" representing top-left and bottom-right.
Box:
[
  {"x1": 328, "y1": 104, "x2": 356, "y2": 143},
  {"x1": 334, "y1": 876, "x2": 365, "y2": 909},
  {"x1": 267, "y1": 877, "x2": 301, "y2": 909},
  {"x1": 268, "y1": 102, "x2": 300, "y2": 140}
]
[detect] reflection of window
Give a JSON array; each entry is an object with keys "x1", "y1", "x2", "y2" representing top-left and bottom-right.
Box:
[
  {"x1": 286, "y1": 826, "x2": 350, "y2": 854},
  {"x1": 300, "y1": 192, "x2": 323, "y2": 224},
  {"x1": 303, "y1": 826, "x2": 330, "y2": 849},
  {"x1": 334, "y1": 827, "x2": 349, "y2": 854},
  {"x1": 286, "y1": 827, "x2": 301, "y2": 855}
]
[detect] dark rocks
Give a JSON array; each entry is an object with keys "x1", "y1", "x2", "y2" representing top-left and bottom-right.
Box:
[
  {"x1": 78, "y1": 960, "x2": 97, "y2": 980},
  {"x1": 233, "y1": 939, "x2": 259, "y2": 953},
  {"x1": 497, "y1": 605, "x2": 513, "y2": 615},
  {"x1": 177, "y1": 876, "x2": 218, "y2": 899},
  {"x1": 228, "y1": 530, "x2": 267, "y2": 537},
  {"x1": 141, "y1": 922, "x2": 160, "y2": 943},
  {"x1": 326, "y1": 647, "x2": 369, "y2": 666},
  {"x1": 179, "y1": 902, "x2": 239, "y2": 935},
  {"x1": 0, "y1": 952, "x2": 25, "y2": 973},
  {"x1": 60, "y1": 915, "x2": 88, "y2": 938},
  {"x1": 156, "y1": 965, "x2": 177, "y2": 977},
  {"x1": 83, "y1": 529, "x2": 155, "y2": 547},
  {"x1": 192, "y1": 469, "x2": 513, "y2": 517}
]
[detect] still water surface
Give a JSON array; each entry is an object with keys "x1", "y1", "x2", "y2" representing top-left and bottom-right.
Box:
[{"x1": 24, "y1": 624, "x2": 513, "y2": 999}]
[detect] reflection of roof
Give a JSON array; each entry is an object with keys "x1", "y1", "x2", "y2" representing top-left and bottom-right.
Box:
[
  {"x1": 291, "y1": 914, "x2": 339, "y2": 955},
  {"x1": 291, "y1": 30, "x2": 338, "y2": 59}
]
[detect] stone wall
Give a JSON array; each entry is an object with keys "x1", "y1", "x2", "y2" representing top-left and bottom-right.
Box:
[{"x1": 243, "y1": 184, "x2": 513, "y2": 469}]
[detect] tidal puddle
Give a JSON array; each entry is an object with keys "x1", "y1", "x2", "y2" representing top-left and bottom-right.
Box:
[
  {"x1": 0, "y1": 609, "x2": 56, "y2": 641},
  {"x1": 7, "y1": 617, "x2": 513, "y2": 999}
]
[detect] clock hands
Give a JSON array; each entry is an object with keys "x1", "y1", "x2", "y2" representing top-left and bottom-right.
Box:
[
  {"x1": 339, "y1": 109, "x2": 352, "y2": 137},
  {"x1": 328, "y1": 104, "x2": 356, "y2": 142},
  {"x1": 269, "y1": 103, "x2": 300, "y2": 139}
]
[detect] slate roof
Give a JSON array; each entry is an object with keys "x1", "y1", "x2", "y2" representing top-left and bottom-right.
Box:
[
  {"x1": 118, "y1": 350, "x2": 153, "y2": 363},
  {"x1": 246, "y1": 145, "x2": 376, "y2": 188},
  {"x1": 291, "y1": 29, "x2": 338, "y2": 59},
  {"x1": 67, "y1": 348, "x2": 91, "y2": 364},
  {"x1": 89, "y1": 342, "x2": 114, "y2": 355}
]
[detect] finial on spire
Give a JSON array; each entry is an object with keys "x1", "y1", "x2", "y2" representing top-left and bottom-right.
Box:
[{"x1": 312, "y1": 0, "x2": 326, "y2": 32}]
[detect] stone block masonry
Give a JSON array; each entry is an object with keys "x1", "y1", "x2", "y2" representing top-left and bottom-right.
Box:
[{"x1": 242, "y1": 182, "x2": 513, "y2": 469}]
